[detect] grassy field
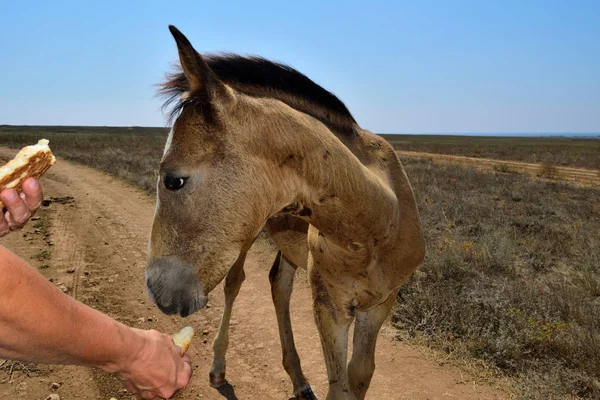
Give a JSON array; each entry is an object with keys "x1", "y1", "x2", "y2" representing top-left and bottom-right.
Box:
[
  {"x1": 395, "y1": 158, "x2": 600, "y2": 399},
  {"x1": 0, "y1": 126, "x2": 168, "y2": 192},
  {"x1": 381, "y1": 134, "x2": 600, "y2": 170},
  {"x1": 1, "y1": 126, "x2": 599, "y2": 398}
]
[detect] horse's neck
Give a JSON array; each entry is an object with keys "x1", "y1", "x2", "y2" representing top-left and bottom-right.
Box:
[
  {"x1": 268, "y1": 123, "x2": 402, "y2": 251},
  {"x1": 287, "y1": 125, "x2": 424, "y2": 293}
]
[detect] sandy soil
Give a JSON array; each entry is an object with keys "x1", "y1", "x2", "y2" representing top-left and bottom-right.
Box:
[
  {"x1": 0, "y1": 148, "x2": 506, "y2": 400},
  {"x1": 399, "y1": 151, "x2": 600, "y2": 186}
]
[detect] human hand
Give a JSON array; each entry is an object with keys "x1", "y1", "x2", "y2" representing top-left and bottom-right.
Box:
[
  {"x1": 109, "y1": 329, "x2": 192, "y2": 399},
  {"x1": 0, "y1": 178, "x2": 43, "y2": 237}
]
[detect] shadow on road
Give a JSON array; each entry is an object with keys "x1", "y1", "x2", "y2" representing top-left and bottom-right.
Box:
[{"x1": 216, "y1": 382, "x2": 238, "y2": 400}]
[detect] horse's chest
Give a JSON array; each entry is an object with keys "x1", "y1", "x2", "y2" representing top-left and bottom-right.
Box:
[{"x1": 313, "y1": 257, "x2": 390, "y2": 311}]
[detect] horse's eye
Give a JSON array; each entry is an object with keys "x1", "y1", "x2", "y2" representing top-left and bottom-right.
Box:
[{"x1": 164, "y1": 174, "x2": 187, "y2": 191}]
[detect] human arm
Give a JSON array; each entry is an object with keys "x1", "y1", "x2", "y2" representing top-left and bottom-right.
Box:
[{"x1": 0, "y1": 245, "x2": 191, "y2": 399}]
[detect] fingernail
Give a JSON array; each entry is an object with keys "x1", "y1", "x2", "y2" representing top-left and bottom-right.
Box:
[
  {"x1": 29, "y1": 179, "x2": 39, "y2": 189},
  {"x1": 4, "y1": 191, "x2": 17, "y2": 201}
]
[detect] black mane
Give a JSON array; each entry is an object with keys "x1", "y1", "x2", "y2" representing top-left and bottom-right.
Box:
[{"x1": 159, "y1": 54, "x2": 356, "y2": 134}]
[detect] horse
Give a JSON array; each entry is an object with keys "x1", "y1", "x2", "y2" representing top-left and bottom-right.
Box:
[{"x1": 146, "y1": 25, "x2": 425, "y2": 400}]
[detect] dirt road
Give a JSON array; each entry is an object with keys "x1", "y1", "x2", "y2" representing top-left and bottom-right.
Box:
[
  {"x1": 0, "y1": 148, "x2": 505, "y2": 400},
  {"x1": 399, "y1": 151, "x2": 600, "y2": 186}
]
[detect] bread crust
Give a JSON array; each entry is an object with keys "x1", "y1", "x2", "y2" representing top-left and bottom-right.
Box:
[
  {"x1": 0, "y1": 140, "x2": 55, "y2": 208},
  {"x1": 172, "y1": 326, "x2": 195, "y2": 356}
]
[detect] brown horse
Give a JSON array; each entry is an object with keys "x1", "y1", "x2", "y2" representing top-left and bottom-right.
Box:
[{"x1": 146, "y1": 25, "x2": 425, "y2": 400}]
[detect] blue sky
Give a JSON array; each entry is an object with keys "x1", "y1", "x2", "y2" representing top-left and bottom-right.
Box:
[{"x1": 1, "y1": 1, "x2": 598, "y2": 133}]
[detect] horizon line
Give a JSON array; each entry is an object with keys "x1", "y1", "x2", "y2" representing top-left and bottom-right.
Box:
[{"x1": 1, "y1": 124, "x2": 599, "y2": 135}]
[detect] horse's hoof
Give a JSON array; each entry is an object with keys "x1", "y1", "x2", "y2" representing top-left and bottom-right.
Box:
[
  {"x1": 296, "y1": 386, "x2": 317, "y2": 400},
  {"x1": 209, "y1": 371, "x2": 227, "y2": 388}
]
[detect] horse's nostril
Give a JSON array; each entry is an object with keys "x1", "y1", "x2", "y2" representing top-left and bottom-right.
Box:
[
  {"x1": 155, "y1": 300, "x2": 179, "y2": 315},
  {"x1": 146, "y1": 256, "x2": 208, "y2": 317},
  {"x1": 179, "y1": 307, "x2": 190, "y2": 318}
]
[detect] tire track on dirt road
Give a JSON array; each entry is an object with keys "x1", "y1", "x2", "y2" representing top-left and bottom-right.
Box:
[
  {"x1": 0, "y1": 148, "x2": 506, "y2": 399},
  {"x1": 398, "y1": 151, "x2": 600, "y2": 186}
]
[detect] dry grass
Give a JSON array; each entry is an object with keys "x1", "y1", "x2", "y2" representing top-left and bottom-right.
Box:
[
  {"x1": 0, "y1": 360, "x2": 41, "y2": 383},
  {"x1": 396, "y1": 157, "x2": 600, "y2": 399},
  {"x1": 1, "y1": 126, "x2": 598, "y2": 397},
  {"x1": 538, "y1": 163, "x2": 560, "y2": 179},
  {"x1": 0, "y1": 126, "x2": 167, "y2": 193},
  {"x1": 382, "y1": 134, "x2": 600, "y2": 170}
]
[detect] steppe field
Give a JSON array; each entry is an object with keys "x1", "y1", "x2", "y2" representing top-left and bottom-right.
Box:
[{"x1": 0, "y1": 125, "x2": 598, "y2": 399}]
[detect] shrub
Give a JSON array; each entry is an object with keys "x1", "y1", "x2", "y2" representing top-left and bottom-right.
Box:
[{"x1": 396, "y1": 159, "x2": 600, "y2": 398}]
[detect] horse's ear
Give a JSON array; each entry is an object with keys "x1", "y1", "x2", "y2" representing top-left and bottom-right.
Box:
[{"x1": 168, "y1": 25, "x2": 229, "y2": 103}]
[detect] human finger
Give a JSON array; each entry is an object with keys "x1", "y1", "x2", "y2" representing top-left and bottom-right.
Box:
[
  {"x1": 21, "y1": 178, "x2": 43, "y2": 213},
  {"x1": 0, "y1": 212, "x2": 10, "y2": 237},
  {"x1": 182, "y1": 354, "x2": 191, "y2": 366},
  {"x1": 1, "y1": 189, "x2": 31, "y2": 229},
  {"x1": 178, "y1": 354, "x2": 192, "y2": 388},
  {"x1": 121, "y1": 380, "x2": 138, "y2": 396},
  {"x1": 139, "y1": 390, "x2": 160, "y2": 400}
]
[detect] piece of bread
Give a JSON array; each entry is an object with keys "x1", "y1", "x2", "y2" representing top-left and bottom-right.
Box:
[
  {"x1": 172, "y1": 326, "x2": 195, "y2": 356},
  {"x1": 0, "y1": 139, "x2": 56, "y2": 208}
]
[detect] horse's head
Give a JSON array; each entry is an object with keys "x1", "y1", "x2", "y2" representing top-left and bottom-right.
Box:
[{"x1": 146, "y1": 26, "x2": 300, "y2": 317}]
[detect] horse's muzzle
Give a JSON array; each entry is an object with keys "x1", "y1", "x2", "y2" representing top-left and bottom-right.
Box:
[{"x1": 146, "y1": 256, "x2": 208, "y2": 317}]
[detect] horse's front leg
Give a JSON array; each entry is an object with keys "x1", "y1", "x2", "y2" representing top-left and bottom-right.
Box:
[
  {"x1": 209, "y1": 252, "x2": 246, "y2": 388},
  {"x1": 347, "y1": 289, "x2": 397, "y2": 399},
  {"x1": 310, "y1": 271, "x2": 355, "y2": 400},
  {"x1": 270, "y1": 252, "x2": 316, "y2": 399}
]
